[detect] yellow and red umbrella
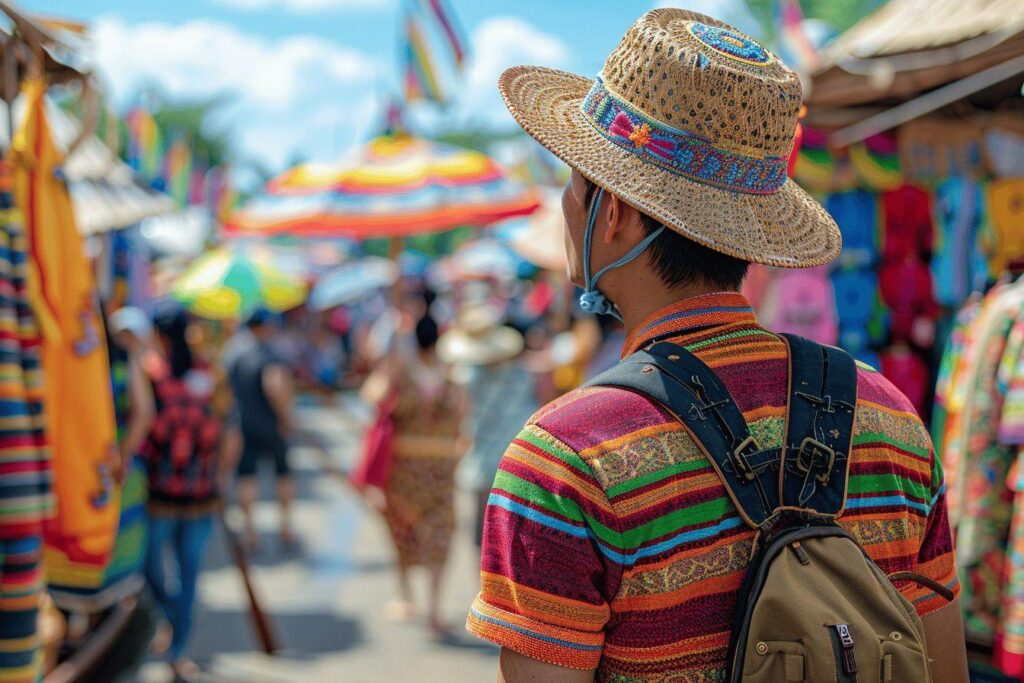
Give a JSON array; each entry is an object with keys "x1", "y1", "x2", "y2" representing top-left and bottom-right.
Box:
[{"x1": 226, "y1": 133, "x2": 539, "y2": 239}]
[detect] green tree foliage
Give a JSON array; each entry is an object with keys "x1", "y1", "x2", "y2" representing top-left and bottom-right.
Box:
[
  {"x1": 148, "y1": 94, "x2": 233, "y2": 168},
  {"x1": 741, "y1": 0, "x2": 883, "y2": 47}
]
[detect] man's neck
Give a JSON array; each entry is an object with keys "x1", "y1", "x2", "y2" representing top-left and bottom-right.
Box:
[{"x1": 617, "y1": 281, "x2": 735, "y2": 343}]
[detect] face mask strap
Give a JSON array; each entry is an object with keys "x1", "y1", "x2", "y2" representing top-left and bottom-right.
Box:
[{"x1": 579, "y1": 186, "x2": 666, "y2": 321}]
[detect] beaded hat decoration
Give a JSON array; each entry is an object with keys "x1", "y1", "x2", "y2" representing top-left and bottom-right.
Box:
[{"x1": 497, "y1": 9, "x2": 841, "y2": 269}]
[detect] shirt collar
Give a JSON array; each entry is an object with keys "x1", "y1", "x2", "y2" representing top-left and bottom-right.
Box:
[{"x1": 622, "y1": 291, "x2": 758, "y2": 357}]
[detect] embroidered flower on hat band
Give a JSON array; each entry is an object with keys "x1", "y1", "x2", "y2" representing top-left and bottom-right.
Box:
[{"x1": 580, "y1": 78, "x2": 788, "y2": 196}]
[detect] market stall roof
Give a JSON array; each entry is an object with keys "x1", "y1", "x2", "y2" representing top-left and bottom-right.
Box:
[
  {"x1": 808, "y1": 0, "x2": 1024, "y2": 110},
  {"x1": 0, "y1": 2, "x2": 87, "y2": 90},
  {"x1": 0, "y1": 98, "x2": 176, "y2": 234}
]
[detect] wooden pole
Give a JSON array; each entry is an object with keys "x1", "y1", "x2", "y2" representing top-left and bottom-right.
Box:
[
  {"x1": 830, "y1": 53, "x2": 1024, "y2": 147},
  {"x1": 219, "y1": 512, "x2": 280, "y2": 655}
]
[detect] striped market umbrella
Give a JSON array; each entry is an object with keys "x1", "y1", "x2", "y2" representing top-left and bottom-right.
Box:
[
  {"x1": 172, "y1": 248, "x2": 308, "y2": 320},
  {"x1": 226, "y1": 133, "x2": 540, "y2": 239}
]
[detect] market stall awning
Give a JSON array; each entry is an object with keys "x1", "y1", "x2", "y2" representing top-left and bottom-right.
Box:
[
  {"x1": 226, "y1": 133, "x2": 540, "y2": 239},
  {"x1": 0, "y1": 97, "x2": 175, "y2": 234},
  {"x1": 808, "y1": 0, "x2": 1024, "y2": 109}
]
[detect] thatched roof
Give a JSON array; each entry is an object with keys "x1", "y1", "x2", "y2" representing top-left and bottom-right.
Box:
[{"x1": 808, "y1": 0, "x2": 1024, "y2": 108}]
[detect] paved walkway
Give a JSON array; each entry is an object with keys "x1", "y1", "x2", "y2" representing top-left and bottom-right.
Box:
[{"x1": 138, "y1": 396, "x2": 498, "y2": 682}]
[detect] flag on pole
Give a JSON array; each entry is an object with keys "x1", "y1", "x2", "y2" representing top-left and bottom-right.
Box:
[
  {"x1": 124, "y1": 108, "x2": 164, "y2": 181},
  {"x1": 403, "y1": 12, "x2": 445, "y2": 103},
  {"x1": 206, "y1": 166, "x2": 238, "y2": 223},
  {"x1": 776, "y1": 0, "x2": 819, "y2": 71},
  {"x1": 421, "y1": 0, "x2": 465, "y2": 69},
  {"x1": 164, "y1": 138, "x2": 193, "y2": 207}
]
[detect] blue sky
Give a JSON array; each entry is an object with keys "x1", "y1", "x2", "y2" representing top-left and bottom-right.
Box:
[{"x1": 20, "y1": 0, "x2": 758, "y2": 177}]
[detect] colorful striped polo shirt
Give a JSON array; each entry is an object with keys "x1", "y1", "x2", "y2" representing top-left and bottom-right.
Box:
[{"x1": 467, "y1": 292, "x2": 959, "y2": 681}]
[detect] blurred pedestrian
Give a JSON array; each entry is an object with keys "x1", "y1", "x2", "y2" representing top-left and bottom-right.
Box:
[
  {"x1": 108, "y1": 307, "x2": 157, "y2": 486},
  {"x1": 226, "y1": 309, "x2": 297, "y2": 553},
  {"x1": 439, "y1": 306, "x2": 536, "y2": 545},
  {"x1": 140, "y1": 304, "x2": 224, "y2": 682},
  {"x1": 362, "y1": 295, "x2": 465, "y2": 636}
]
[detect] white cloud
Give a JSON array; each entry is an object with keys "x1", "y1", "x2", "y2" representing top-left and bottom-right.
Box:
[
  {"x1": 454, "y1": 16, "x2": 570, "y2": 128},
  {"x1": 92, "y1": 16, "x2": 375, "y2": 111},
  {"x1": 215, "y1": 0, "x2": 392, "y2": 12},
  {"x1": 87, "y1": 16, "x2": 380, "y2": 175}
]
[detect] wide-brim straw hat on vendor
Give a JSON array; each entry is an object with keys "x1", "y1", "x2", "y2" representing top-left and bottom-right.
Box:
[
  {"x1": 438, "y1": 306, "x2": 524, "y2": 365},
  {"x1": 498, "y1": 8, "x2": 840, "y2": 268}
]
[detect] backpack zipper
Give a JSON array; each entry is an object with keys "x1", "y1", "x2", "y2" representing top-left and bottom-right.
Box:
[{"x1": 828, "y1": 624, "x2": 859, "y2": 683}]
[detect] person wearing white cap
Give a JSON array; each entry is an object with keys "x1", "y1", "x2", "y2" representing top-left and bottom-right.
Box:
[{"x1": 439, "y1": 306, "x2": 537, "y2": 547}]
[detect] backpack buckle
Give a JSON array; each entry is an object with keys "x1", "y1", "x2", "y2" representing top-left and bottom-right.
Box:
[
  {"x1": 795, "y1": 437, "x2": 836, "y2": 484},
  {"x1": 731, "y1": 436, "x2": 761, "y2": 481}
]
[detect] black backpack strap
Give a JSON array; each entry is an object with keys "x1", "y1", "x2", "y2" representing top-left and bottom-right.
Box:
[
  {"x1": 586, "y1": 341, "x2": 781, "y2": 528},
  {"x1": 778, "y1": 334, "x2": 858, "y2": 516}
]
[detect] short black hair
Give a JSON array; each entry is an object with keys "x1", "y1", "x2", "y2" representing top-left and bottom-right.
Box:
[
  {"x1": 583, "y1": 179, "x2": 749, "y2": 291},
  {"x1": 415, "y1": 313, "x2": 439, "y2": 350}
]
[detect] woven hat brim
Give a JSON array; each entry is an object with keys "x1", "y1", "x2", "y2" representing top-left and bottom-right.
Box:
[{"x1": 498, "y1": 66, "x2": 841, "y2": 269}]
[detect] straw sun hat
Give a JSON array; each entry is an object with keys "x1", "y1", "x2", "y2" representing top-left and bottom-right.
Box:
[
  {"x1": 498, "y1": 8, "x2": 840, "y2": 268},
  {"x1": 437, "y1": 306, "x2": 525, "y2": 365}
]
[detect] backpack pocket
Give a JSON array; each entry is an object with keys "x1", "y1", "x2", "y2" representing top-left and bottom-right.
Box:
[
  {"x1": 742, "y1": 641, "x2": 806, "y2": 682},
  {"x1": 879, "y1": 637, "x2": 928, "y2": 683}
]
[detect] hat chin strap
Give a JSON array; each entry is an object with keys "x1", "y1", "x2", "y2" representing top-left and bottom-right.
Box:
[{"x1": 579, "y1": 187, "x2": 665, "y2": 321}]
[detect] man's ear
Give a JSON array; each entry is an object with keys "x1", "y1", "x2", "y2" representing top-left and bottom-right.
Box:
[
  {"x1": 602, "y1": 194, "x2": 641, "y2": 245},
  {"x1": 602, "y1": 193, "x2": 623, "y2": 244}
]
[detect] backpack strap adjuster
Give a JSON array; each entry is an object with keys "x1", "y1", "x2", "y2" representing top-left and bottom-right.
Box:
[
  {"x1": 795, "y1": 437, "x2": 836, "y2": 484},
  {"x1": 731, "y1": 436, "x2": 762, "y2": 481}
]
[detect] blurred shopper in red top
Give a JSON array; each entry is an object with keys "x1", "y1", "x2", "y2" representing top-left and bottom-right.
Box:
[{"x1": 140, "y1": 304, "x2": 224, "y2": 683}]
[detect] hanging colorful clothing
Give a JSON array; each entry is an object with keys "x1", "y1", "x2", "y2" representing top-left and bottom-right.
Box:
[
  {"x1": 757, "y1": 266, "x2": 838, "y2": 344},
  {"x1": 881, "y1": 184, "x2": 934, "y2": 261},
  {"x1": 995, "y1": 461, "x2": 1024, "y2": 678},
  {"x1": 932, "y1": 176, "x2": 989, "y2": 307},
  {"x1": 0, "y1": 162, "x2": 51, "y2": 683},
  {"x1": 48, "y1": 354, "x2": 147, "y2": 612},
  {"x1": 880, "y1": 345, "x2": 930, "y2": 419},
  {"x1": 12, "y1": 79, "x2": 119, "y2": 590},
  {"x1": 825, "y1": 189, "x2": 878, "y2": 267},
  {"x1": 931, "y1": 296, "x2": 981, "y2": 456},
  {"x1": 999, "y1": 317, "x2": 1024, "y2": 447},
  {"x1": 879, "y1": 256, "x2": 938, "y2": 345},
  {"x1": 991, "y1": 307, "x2": 1024, "y2": 676},
  {"x1": 950, "y1": 279, "x2": 1024, "y2": 643},
  {"x1": 987, "y1": 180, "x2": 1024, "y2": 277}
]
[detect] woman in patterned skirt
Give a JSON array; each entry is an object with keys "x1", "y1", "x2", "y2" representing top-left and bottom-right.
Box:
[{"x1": 365, "y1": 298, "x2": 465, "y2": 636}]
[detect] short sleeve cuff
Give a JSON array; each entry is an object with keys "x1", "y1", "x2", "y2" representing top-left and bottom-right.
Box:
[
  {"x1": 466, "y1": 593, "x2": 604, "y2": 670},
  {"x1": 903, "y1": 570, "x2": 961, "y2": 617}
]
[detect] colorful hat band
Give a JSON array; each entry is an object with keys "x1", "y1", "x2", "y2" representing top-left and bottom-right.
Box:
[{"x1": 580, "y1": 77, "x2": 788, "y2": 196}]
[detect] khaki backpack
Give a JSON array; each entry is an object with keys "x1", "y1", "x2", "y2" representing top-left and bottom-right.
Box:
[{"x1": 590, "y1": 333, "x2": 955, "y2": 682}]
